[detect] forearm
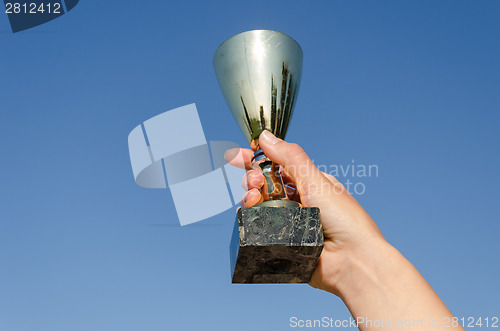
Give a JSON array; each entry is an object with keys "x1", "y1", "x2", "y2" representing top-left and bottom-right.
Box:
[
  {"x1": 229, "y1": 135, "x2": 463, "y2": 330},
  {"x1": 334, "y1": 238, "x2": 463, "y2": 331}
]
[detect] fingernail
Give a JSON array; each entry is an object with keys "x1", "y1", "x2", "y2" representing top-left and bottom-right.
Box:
[
  {"x1": 241, "y1": 173, "x2": 249, "y2": 190},
  {"x1": 260, "y1": 130, "x2": 280, "y2": 145},
  {"x1": 224, "y1": 148, "x2": 239, "y2": 162},
  {"x1": 242, "y1": 191, "x2": 250, "y2": 205}
]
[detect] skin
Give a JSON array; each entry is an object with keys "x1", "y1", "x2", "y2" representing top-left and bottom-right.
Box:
[{"x1": 225, "y1": 130, "x2": 464, "y2": 331}]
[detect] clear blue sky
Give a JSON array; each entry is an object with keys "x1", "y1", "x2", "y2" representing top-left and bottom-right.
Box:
[{"x1": 1, "y1": 1, "x2": 499, "y2": 330}]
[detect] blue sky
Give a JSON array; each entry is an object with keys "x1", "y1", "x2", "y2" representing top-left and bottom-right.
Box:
[{"x1": 1, "y1": 1, "x2": 499, "y2": 330}]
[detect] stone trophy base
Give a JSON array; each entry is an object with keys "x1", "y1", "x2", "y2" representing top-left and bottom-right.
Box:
[{"x1": 230, "y1": 203, "x2": 324, "y2": 284}]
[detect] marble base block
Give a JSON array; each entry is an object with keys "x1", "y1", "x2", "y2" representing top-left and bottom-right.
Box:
[{"x1": 230, "y1": 206, "x2": 324, "y2": 284}]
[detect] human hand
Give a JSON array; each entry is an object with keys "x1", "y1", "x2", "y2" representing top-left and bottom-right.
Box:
[
  {"x1": 225, "y1": 130, "x2": 386, "y2": 295},
  {"x1": 226, "y1": 130, "x2": 461, "y2": 330}
]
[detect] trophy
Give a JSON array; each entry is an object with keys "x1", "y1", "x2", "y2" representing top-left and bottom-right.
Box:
[{"x1": 214, "y1": 30, "x2": 324, "y2": 283}]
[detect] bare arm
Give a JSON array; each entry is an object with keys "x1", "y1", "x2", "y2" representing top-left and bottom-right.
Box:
[{"x1": 226, "y1": 130, "x2": 464, "y2": 331}]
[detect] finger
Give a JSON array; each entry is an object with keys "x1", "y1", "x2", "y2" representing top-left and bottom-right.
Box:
[
  {"x1": 281, "y1": 161, "x2": 340, "y2": 203},
  {"x1": 321, "y1": 171, "x2": 340, "y2": 184},
  {"x1": 241, "y1": 188, "x2": 263, "y2": 207},
  {"x1": 258, "y1": 130, "x2": 333, "y2": 206},
  {"x1": 282, "y1": 165, "x2": 339, "y2": 188},
  {"x1": 242, "y1": 169, "x2": 265, "y2": 190},
  {"x1": 281, "y1": 168, "x2": 297, "y2": 190},
  {"x1": 279, "y1": 168, "x2": 301, "y2": 202},
  {"x1": 224, "y1": 148, "x2": 254, "y2": 170},
  {"x1": 284, "y1": 184, "x2": 301, "y2": 203}
]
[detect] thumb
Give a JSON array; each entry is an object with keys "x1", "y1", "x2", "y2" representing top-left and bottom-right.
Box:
[{"x1": 258, "y1": 130, "x2": 335, "y2": 206}]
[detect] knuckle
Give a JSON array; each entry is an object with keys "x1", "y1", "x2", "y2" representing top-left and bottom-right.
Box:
[
  {"x1": 241, "y1": 172, "x2": 250, "y2": 190},
  {"x1": 285, "y1": 143, "x2": 308, "y2": 167},
  {"x1": 286, "y1": 143, "x2": 305, "y2": 159}
]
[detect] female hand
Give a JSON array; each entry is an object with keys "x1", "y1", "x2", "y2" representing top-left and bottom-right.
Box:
[
  {"x1": 225, "y1": 130, "x2": 461, "y2": 331},
  {"x1": 225, "y1": 130, "x2": 385, "y2": 295}
]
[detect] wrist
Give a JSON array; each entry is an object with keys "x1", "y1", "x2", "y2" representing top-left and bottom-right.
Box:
[
  {"x1": 325, "y1": 235, "x2": 459, "y2": 331},
  {"x1": 315, "y1": 235, "x2": 402, "y2": 298},
  {"x1": 310, "y1": 235, "x2": 396, "y2": 297},
  {"x1": 335, "y1": 237, "x2": 400, "y2": 302}
]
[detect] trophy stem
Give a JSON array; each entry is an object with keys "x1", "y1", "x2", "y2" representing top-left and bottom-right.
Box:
[{"x1": 251, "y1": 149, "x2": 299, "y2": 207}]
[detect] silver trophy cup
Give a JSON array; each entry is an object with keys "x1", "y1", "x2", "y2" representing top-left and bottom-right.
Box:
[{"x1": 214, "y1": 30, "x2": 324, "y2": 283}]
